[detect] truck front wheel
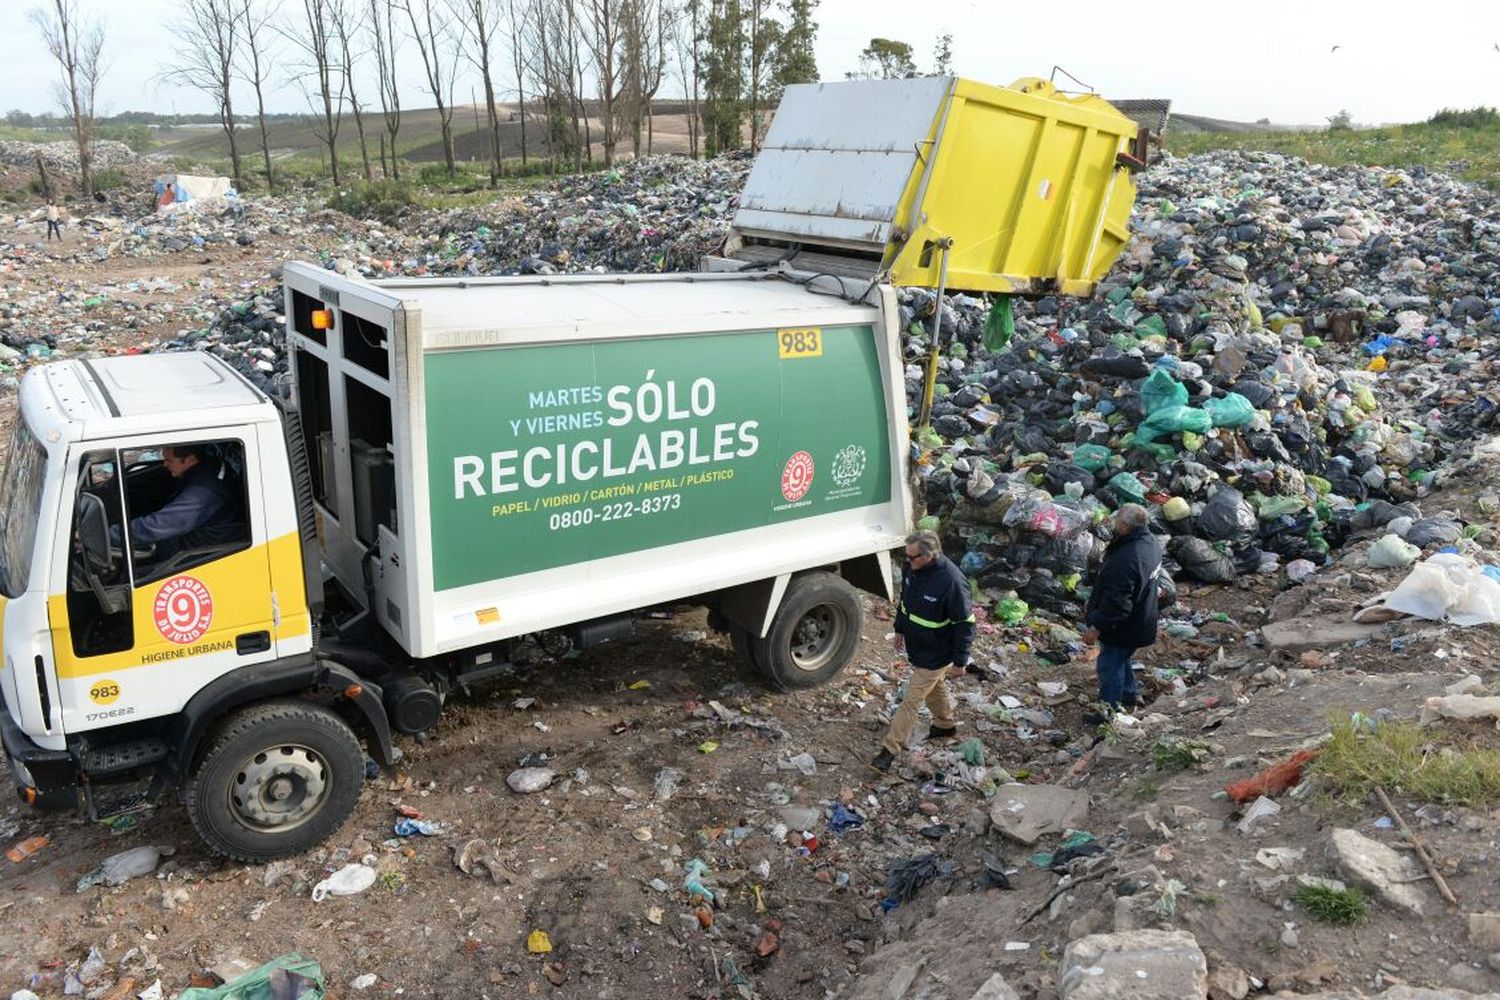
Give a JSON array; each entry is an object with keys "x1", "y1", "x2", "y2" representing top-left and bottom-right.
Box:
[
  {"x1": 185, "y1": 700, "x2": 365, "y2": 862},
  {"x1": 751, "y1": 572, "x2": 863, "y2": 691}
]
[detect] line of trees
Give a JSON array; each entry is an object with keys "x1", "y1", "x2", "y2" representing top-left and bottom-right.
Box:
[{"x1": 29, "y1": 0, "x2": 825, "y2": 196}]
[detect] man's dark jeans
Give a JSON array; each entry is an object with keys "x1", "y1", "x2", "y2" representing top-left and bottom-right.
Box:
[{"x1": 1095, "y1": 643, "x2": 1138, "y2": 708}]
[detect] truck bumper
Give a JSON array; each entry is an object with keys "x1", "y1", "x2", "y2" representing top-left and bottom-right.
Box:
[{"x1": 0, "y1": 698, "x2": 79, "y2": 811}]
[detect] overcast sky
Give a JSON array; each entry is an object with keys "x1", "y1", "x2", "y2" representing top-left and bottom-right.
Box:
[{"x1": 1, "y1": 0, "x2": 1496, "y2": 125}]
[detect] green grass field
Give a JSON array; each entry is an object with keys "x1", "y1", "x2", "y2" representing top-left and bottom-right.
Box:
[{"x1": 1166, "y1": 119, "x2": 1500, "y2": 191}]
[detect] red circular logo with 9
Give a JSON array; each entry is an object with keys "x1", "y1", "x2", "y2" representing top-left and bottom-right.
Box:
[
  {"x1": 781, "y1": 451, "x2": 815, "y2": 502},
  {"x1": 153, "y1": 575, "x2": 214, "y2": 644}
]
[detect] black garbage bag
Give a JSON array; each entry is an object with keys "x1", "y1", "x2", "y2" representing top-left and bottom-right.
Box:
[
  {"x1": 1020, "y1": 569, "x2": 1075, "y2": 608},
  {"x1": 1080, "y1": 355, "x2": 1152, "y2": 380},
  {"x1": 1168, "y1": 536, "x2": 1237, "y2": 584},
  {"x1": 1034, "y1": 533, "x2": 1095, "y2": 575},
  {"x1": 1405, "y1": 517, "x2": 1463, "y2": 549},
  {"x1": 1043, "y1": 462, "x2": 1096, "y2": 495},
  {"x1": 1198, "y1": 487, "x2": 1258, "y2": 545},
  {"x1": 1230, "y1": 542, "x2": 1264, "y2": 574},
  {"x1": 1350, "y1": 500, "x2": 1421, "y2": 532}
]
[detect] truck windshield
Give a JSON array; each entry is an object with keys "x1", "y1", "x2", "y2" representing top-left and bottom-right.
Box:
[{"x1": 0, "y1": 419, "x2": 48, "y2": 598}]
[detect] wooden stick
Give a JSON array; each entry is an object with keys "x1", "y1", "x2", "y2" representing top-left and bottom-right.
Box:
[
  {"x1": 1376, "y1": 786, "x2": 1459, "y2": 907},
  {"x1": 1018, "y1": 862, "x2": 1119, "y2": 927}
]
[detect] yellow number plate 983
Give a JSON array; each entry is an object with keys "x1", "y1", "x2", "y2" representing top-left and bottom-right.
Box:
[{"x1": 777, "y1": 328, "x2": 823, "y2": 359}]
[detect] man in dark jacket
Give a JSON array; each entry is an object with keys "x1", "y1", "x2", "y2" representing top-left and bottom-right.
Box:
[
  {"x1": 873, "y1": 530, "x2": 976, "y2": 772},
  {"x1": 1083, "y1": 503, "x2": 1161, "y2": 722},
  {"x1": 124, "y1": 445, "x2": 247, "y2": 561}
]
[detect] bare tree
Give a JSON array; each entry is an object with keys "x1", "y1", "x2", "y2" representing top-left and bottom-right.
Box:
[
  {"x1": 566, "y1": 0, "x2": 594, "y2": 165},
  {"x1": 283, "y1": 0, "x2": 346, "y2": 183},
  {"x1": 504, "y1": 0, "x2": 529, "y2": 166},
  {"x1": 450, "y1": 0, "x2": 504, "y2": 186},
  {"x1": 637, "y1": 0, "x2": 673, "y2": 154},
  {"x1": 582, "y1": 0, "x2": 627, "y2": 165},
  {"x1": 162, "y1": 0, "x2": 244, "y2": 187},
  {"x1": 671, "y1": 0, "x2": 703, "y2": 158},
  {"x1": 30, "y1": 0, "x2": 105, "y2": 198},
  {"x1": 238, "y1": 0, "x2": 281, "y2": 192},
  {"x1": 401, "y1": 0, "x2": 462, "y2": 174},
  {"x1": 369, "y1": 0, "x2": 403, "y2": 178},
  {"x1": 332, "y1": 1, "x2": 374, "y2": 179}
]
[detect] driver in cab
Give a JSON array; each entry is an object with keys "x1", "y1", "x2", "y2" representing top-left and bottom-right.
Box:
[{"x1": 114, "y1": 445, "x2": 246, "y2": 560}]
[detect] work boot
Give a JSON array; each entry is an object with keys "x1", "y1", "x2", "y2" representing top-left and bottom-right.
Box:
[
  {"x1": 871, "y1": 749, "x2": 894, "y2": 772},
  {"x1": 925, "y1": 725, "x2": 958, "y2": 741}
]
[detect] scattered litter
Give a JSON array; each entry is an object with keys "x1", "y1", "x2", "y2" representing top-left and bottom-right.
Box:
[
  {"x1": 1225, "y1": 749, "x2": 1319, "y2": 803},
  {"x1": 312, "y1": 864, "x2": 378, "y2": 901},
  {"x1": 393, "y1": 818, "x2": 442, "y2": 837},
  {"x1": 1238, "y1": 795, "x2": 1283, "y2": 834},
  {"x1": 506, "y1": 767, "x2": 556, "y2": 793},
  {"x1": 526, "y1": 930, "x2": 553, "y2": 954}
]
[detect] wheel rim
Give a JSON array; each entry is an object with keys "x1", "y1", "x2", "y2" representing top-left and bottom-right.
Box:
[
  {"x1": 229, "y1": 743, "x2": 331, "y2": 832},
  {"x1": 788, "y1": 603, "x2": 850, "y2": 672}
]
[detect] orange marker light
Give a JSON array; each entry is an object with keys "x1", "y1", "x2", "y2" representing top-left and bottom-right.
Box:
[
  {"x1": 343, "y1": 684, "x2": 364, "y2": 699},
  {"x1": 311, "y1": 309, "x2": 335, "y2": 330}
]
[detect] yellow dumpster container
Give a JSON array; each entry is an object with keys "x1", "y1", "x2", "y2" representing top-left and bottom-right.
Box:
[{"x1": 726, "y1": 76, "x2": 1139, "y2": 298}]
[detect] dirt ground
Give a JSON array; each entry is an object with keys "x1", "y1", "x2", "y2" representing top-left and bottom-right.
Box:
[{"x1": 6, "y1": 191, "x2": 1500, "y2": 1000}]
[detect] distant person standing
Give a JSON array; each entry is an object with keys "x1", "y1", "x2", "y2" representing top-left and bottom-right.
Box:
[
  {"x1": 1082, "y1": 503, "x2": 1161, "y2": 724},
  {"x1": 45, "y1": 201, "x2": 62, "y2": 241},
  {"x1": 872, "y1": 530, "x2": 975, "y2": 772},
  {"x1": 158, "y1": 182, "x2": 175, "y2": 211}
]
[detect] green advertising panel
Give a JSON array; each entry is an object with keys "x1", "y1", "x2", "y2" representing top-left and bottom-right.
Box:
[{"x1": 424, "y1": 324, "x2": 893, "y2": 589}]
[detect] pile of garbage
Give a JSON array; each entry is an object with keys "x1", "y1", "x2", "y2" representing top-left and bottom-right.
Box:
[
  {"x1": 0, "y1": 138, "x2": 141, "y2": 172},
  {"x1": 329, "y1": 153, "x2": 752, "y2": 279},
  {"x1": 177, "y1": 150, "x2": 1500, "y2": 612},
  {"x1": 907, "y1": 149, "x2": 1500, "y2": 613}
]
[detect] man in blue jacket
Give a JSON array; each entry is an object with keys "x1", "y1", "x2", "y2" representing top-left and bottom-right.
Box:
[
  {"x1": 124, "y1": 445, "x2": 246, "y2": 562},
  {"x1": 1083, "y1": 503, "x2": 1161, "y2": 723},
  {"x1": 873, "y1": 530, "x2": 975, "y2": 772}
]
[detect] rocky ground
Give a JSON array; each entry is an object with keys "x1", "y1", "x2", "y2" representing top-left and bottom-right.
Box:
[{"x1": 3, "y1": 146, "x2": 1500, "y2": 1000}]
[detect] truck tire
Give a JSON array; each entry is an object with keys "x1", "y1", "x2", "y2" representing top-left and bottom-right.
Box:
[
  {"x1": 185, "y1": 700, "x2": 365, "y2": 862},
  {"x1": 750, "y1": 572, "x2": 863, "y2": 691}
]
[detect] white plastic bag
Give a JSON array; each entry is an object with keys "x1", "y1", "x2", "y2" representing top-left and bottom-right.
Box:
[
  {"x1": 312, "y1": 862, "x2": 377, "y2": 901},
  {"x1": 1384, "y1": 553, "x2": 1500, "y2": 626},
  {"x1": 1367, "y1": 533, "x2": 1420, "y2": 569}
]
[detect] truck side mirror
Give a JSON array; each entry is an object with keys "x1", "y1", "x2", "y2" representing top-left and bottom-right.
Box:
[{"x1": 75, "y1": 492, "x2": 113, "y2": 575}]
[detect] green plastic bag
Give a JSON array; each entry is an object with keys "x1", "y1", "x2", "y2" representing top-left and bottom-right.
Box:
[
  {"x1": 1256, "y1": 495, "x2": 1306, "y2": 519},
  {"x1": 1136, "y1": 405, "x2": 1213, "y2": 444},
  {"x1": 1133, "y1": 314, "x2": 1168, "y2": 340},
  {"x1": 180, "y1": 955, "x2": 324, "y2": 1000},
  {"x1": 1203, "y1": 392, "x2": 1255, "y2": 428},
  {"x1": 995, "y1": 598, "x2": 1029, "y2": 626},
  {"x1": 1072, "y1": 443, "x2": 1113, "y2": 473},
  {"x1": 1108, "y1": 471, "x2": 1147, "y2": 505},
  {"x1": 983, "y1": 296, "x2": 1015, "y2": 353},
  {"x1": 1140, "y1": 369, "x2": 1188, "y2": 416}
]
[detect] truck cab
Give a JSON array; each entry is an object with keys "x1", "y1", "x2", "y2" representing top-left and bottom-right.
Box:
[{"x1": 1, "y1": 353, "x2": 387, "y2": 859}]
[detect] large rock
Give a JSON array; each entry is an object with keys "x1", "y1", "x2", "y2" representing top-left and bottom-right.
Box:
[
  {"x1": 1470, "y1": 913, "x2": 1500, "y2": 951},
  {"x1": 968, "y1": 973, "x2": 1021, "y2": 1000},
  {"x1": 1059, "y1": 929, "x2": 1207, "y2": 1000},
  {"x1": 1328, "y1": 827, "x2": 1427, "y2": 915},
  {"x1": 1260, "y1": 618, "x2": 1386, "y2": 653},
  {"x1": 989, "y1": 784, "x2": 1090, "y2": 845}
]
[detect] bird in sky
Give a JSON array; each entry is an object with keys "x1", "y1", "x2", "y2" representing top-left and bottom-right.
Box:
[{"x1": 1331, "y1": 44, "x2": 1341, "y2": 53}]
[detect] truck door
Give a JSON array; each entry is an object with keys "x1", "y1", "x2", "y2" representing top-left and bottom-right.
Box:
[{"x1": 49, "y1": 431, "x2": 279, "y2": 733}]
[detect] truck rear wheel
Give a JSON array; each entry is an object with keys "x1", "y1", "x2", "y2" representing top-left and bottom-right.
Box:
[
  {"x1": 185, "y1": 700, "x2": 365, "y2": 862},
  {"x1": 751, "y1": 572, "x2": 863, "y2": 691}
]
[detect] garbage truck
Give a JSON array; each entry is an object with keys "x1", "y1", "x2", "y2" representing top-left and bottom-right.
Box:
[{"x1": 1, "y1": 75, "x2": 1140, "y2": 861}]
